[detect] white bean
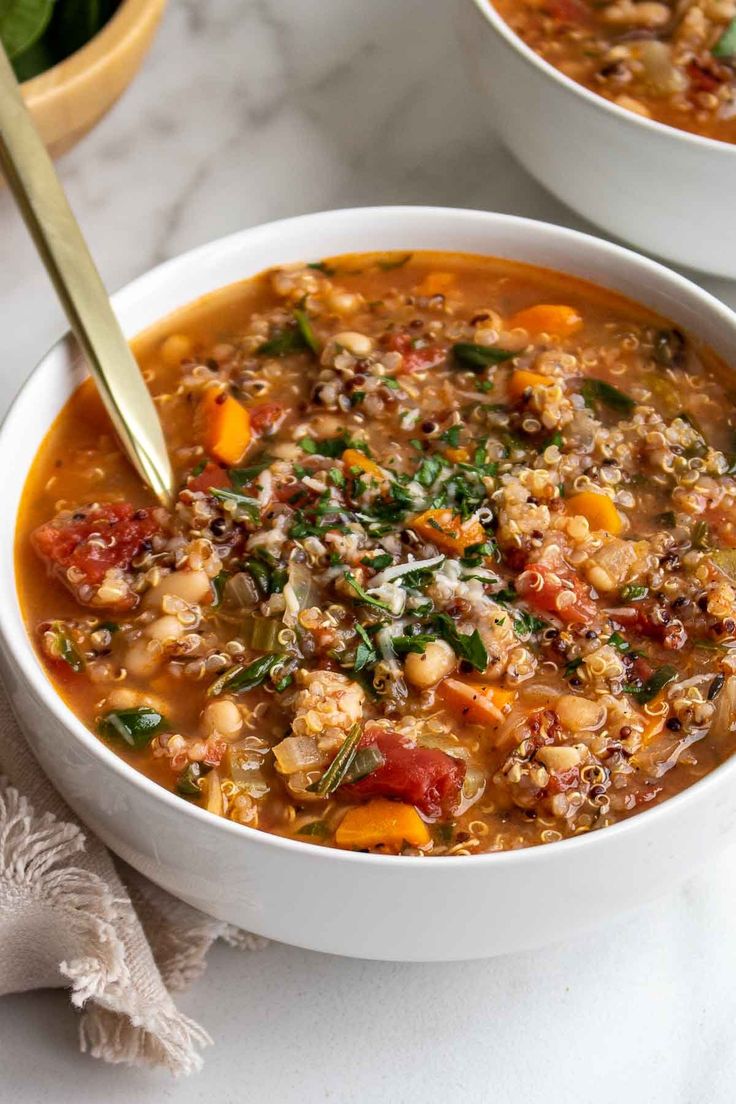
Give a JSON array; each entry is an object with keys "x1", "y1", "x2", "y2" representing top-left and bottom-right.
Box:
[
  {"x1": 556, "y1": 694, "x2": 606, "y2": 732},
  {"x1": 144, "y1": 569, "x2": 211, "y2": 610},
  {"x1": 333, "y1": 331, "x2": 373, "y2": 357},
  {"x1": 327, "y1": 289, "x2": 361, "y2": 315},
  {"x1": 104, "y1": 687, "x2": 166, "y2": 712},
  {"x1": 536, "y1": 745, "x2": 583, "y2": 771},
  {"x1": 404, "y1": 640, "x2": 456, "y2": 689},
  {"x1": 603, "y1": 1, "x2": 670, "y2": 27},
  {"x1": 124, "y1": 640, "x2": 160, "y2": 679},
  {"x1": 144, "y1": 615, "x2": 185, "y2": 643},
  {"x1": 201, "y1": 699, "x2": 244, "y2": 741}
]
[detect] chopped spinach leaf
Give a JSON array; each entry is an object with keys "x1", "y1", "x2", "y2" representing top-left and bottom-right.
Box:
[
  {"x1": 377, "y1": 253, "x2": 413, "y2": 270},
  {"x1": 257, "y1": 326, "x2": 307, "y2": 358},
  {"x1": 49, "y1": 622, "x2": 84, "y2": 672},
  {"x1": 177, "y1": 761, "x2": 210, "y2": 797},
  {"x1": 453, "y1": 343, "x2": 517, "y2": 371},
  {"x1": 208, "y1": 653, "x2": 287, "y2": 697},
  {"x1": 297, "y1": 819, "x2": 330, "y2": 836},
  {"x1": 624, "y1": 664, "x2": 678, "y2": 705},
  {"x1": 211, "y1": 570, "x2": 228, "y2": 608},
  {"x1": 96, "y1": 620, "x2": 120, "y2": 635},
  {"x1": 307, "y1": 260, "x2": 336, "y2": 276},
  {"x1": 294, "y1": 307, "x2": 319, "y2": 354},
  {"x1": 581, "y1": 378, "x2": 635, "y2": 415},
  {"x1": 229, "y1": 456, "x2": 273, "y2": 488},
  {"x1": 99, "y1": 707, "x2": 168, "y2": 749},
  {"x1": 713, "y1": 16, "x2": 736, "y2": 58},
  {"x1": 708, "y1": 673, "x2": 726, "y2": 701}
]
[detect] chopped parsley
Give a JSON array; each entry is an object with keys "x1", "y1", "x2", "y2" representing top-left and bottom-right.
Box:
[
  {"x1": 258, "y1": 307, "x2": 319, "y2": 358},
  {"x1": 433, "y1": 613, "x2": 488, "y2": 672},
  {"x1": 343, "y1": 572, "x2": 392, "y2": 612},
  {"x1": 607, "y1": 631, "x2": 631, "y2": 653},
  {"x1": 229, "y1": 455, "x2": 273, "y2": 488},
  {"x1": 624, "y1": 664, "x2": 678, "y2": 705},
  {"x1": 361, "y1": 552, "x2": 393, "y2": 571},
  {"x1": 298, "y1": 433, "x2": 368, "y2": 458},
  {"x1": 441, "y1": 425, "x2": 462, "y2": 447},
  {"x1": 209, "y1": 487, "x2": 261, "y2": 522}
]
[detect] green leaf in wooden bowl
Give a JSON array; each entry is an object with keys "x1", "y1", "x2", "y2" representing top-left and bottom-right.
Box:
[{"x1": 0, "y1": 0, "x2": 54, "y2": 60}]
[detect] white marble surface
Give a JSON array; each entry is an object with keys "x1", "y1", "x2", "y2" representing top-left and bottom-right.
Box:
[{"x1": 2, "y1": 1, "x2": 736, "y2": 1100}]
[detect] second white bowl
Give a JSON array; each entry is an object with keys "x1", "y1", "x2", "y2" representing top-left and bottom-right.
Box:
[{"x1": 457, "y1": 0, "x2": 736, "y2": 279}]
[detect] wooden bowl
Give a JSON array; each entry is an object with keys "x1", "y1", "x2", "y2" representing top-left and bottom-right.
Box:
[{"x1": 20, "y1": 0, "x2": 167, "y2": 159}]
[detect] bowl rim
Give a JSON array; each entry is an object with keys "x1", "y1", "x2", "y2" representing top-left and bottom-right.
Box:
[
  {"x1": 5, "y1": 203, "x2": 736, "y2": 872},
  {"x1": 20, "y1": 0, "x2": 166, "y2": 107},
  {"x1": 469, "y1": 0, "x2": 736, "y2": 158}
]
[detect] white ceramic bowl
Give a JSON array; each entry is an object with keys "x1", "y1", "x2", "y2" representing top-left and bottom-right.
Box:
[
  {"x1": 3, "y1": 207, "x2": 736, "y2": 962},
  {"x1": 456, "y1": 0, "x2": 736, "y2": 279}
]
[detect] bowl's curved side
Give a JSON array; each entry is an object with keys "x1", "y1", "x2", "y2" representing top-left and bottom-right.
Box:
[
  {"x1": 4, "y1": 207, "x2": 736, "y2": 960},
  {"x1": 21, "y1": 0, "x2": 167, "y2": 158},
  {"x1": 457, "y1": 1, "x2": 736, "y2": 278}
]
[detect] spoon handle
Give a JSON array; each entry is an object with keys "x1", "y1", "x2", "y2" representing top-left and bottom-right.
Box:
[{"x1": 0, "y1": 45, "x2": 174, "y2": 509}]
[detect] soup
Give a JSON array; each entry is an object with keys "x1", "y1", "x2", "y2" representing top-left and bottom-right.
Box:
[
  {"x1": 492, "y1": 0, "x2": 736, "y2": 144},
  {"x1": 16, "y1": 251, "x2": 736, "y2": 855}
]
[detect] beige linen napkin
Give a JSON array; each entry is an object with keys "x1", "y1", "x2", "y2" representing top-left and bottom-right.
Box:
[{"x1": 0, "y1": 686, "x2": 263, "y2": 1074}]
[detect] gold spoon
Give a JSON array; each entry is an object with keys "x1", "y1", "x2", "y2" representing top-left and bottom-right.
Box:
[{"x1": 0, "y1": 44, "x2": 174, "y2": 509}]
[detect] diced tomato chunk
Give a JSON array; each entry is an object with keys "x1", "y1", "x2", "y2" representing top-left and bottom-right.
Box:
[
  {"x1": 386, "y1": 332, "x2": 446, "y2": 374},
  {"x1": 545, "y1": 766, "x2": 581, "y2": 795},
  {"x1": 250, "y1": 402, "x2": 286, "y2": 435},
  {"x1": 187, "y1": 462, "x2": 231, "y2": 495},
  {"x1": 687, "y1": 59, "x2": 724, "y2": 95},
  {"x1": 33, "y1": 503, "x2": 161, "y2": 587},
  {"x1": 517, "y1": 561, "x2": 596, "y2": 626},
  {"x1": 339, "y1": 725, "x2": 466, "y2": 818}
]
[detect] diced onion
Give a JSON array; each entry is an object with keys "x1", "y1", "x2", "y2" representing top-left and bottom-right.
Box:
[
  {"x1": 283, "y1": 561, "x2": 317, "y2": 625},
  {"x1": 223, "y1": 572, "x2": 259, "y2": 610},
  {"x1": 255, "y1": 468, "x2": 273, "y2": 507},
  {"x1": 456, "y1": 764, "x2": 486, "y2": 815},
  {"x1": 273, "y1": 735, "x2": 322, "y2": 774},
  {"x1": 242, "y1": 614, "x2": 282, "y2": 652}
]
